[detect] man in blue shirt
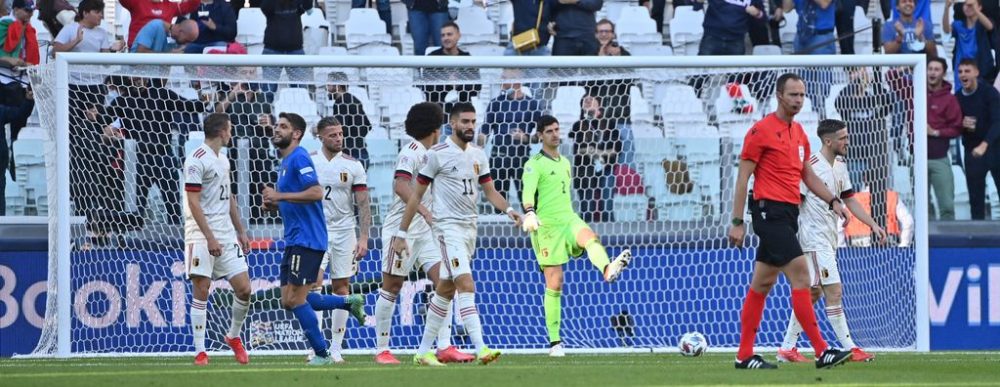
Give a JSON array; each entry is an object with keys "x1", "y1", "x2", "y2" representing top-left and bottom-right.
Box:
[
  {"x1": 882, "y1": 0, "x2": 936, "y2": 55},
  {"x1": 481, "y1": 69, "x2": 543, "y2": 206},
  {"x1": 785, "y1": 0, "x2": 836, "y2": 54},
  {"x1": 263, "y1": 112, "x2": 365, "y2": 366},
  {"x1": 696, "y1": 0, "x2": 766, "y2": 56}
]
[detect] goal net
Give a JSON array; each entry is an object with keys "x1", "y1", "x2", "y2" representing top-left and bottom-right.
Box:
[{"x1": 26, "y1": 54, "x2": 927, "y2": 356}]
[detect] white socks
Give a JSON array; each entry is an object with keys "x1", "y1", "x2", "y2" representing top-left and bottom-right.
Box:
[
  {"x1": 227, "y1": 297, "x2": 250, "y2": 339},
  {"x1": 417, "y1": 294, "x2": 451, "y2": 355},
  {"x1": 331, "y1": 309, "x2": 349, "y2": 353},
  {"x1": 826, "y1": 304, "x2": 856, "y2": 349},
  {"x1": 438, "y1": 302, "x2": 454, "y2": 349},
  {"x1": 374, "y1": 289, "x2": 398, "y2": 352},
  {"x1": 191, "y1": 298, "x2": 208, "y2": 353},
  {"x1": 455, "y1": 292, "x2": 485, "y2": 352},
  {"x1": 781, "y1": 312, "x2": 804, "y2": 351}
]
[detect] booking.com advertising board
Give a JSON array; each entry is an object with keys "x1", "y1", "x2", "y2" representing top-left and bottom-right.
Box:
[{"x1": 1, "y1": 247, "x2": 998, "y2": 356}]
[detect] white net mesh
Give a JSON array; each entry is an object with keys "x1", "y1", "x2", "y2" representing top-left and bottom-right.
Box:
[{"x1": 27, "y1": 58, "x2": 919, "y2": 355}]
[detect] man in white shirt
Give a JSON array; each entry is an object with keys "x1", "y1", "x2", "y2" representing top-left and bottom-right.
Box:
[
  {"x1": 392, "y1": 102, "x2": 523, "y2": 366},
  {"x1": 182, "y1": 113, "x2": 252, "y2": 366},
  {"x1": 309, "y1": 117, "x2": 372, "y2": 363},
  {"x1": 776, "y1": 119, "x2": 887, "y2": 364}
]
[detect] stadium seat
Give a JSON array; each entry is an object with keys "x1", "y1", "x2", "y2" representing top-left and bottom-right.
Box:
[
  {"x1": 669, "y1": 6, "x2": 704, "y2": 56},
  {"x1": 273, "y1": 88, "x2": 321, "y2": 128},
  {"x1": 353, "y1": 44, "x2": 400, "y2": 56},
  {"x1": 613, "y1": 194, "x2": 647, "y2": 221},
  {"x1": 630, "y1": 86, "x2": 654, "y2": 124},
  {"x1": 779, "y1": 10, "x2": 798, "y2": 54},
  {"x1": 456, "y1": 7, "x2": 499, "y2": 44},
  {"x1": 551, "y1": 86, "x2": 587, "y2": 134},
  {"x1": 853, "y1": 6, "x2": 874, "y2": 55},
  {"x1": 345, "y1": 8, "x2": 392, "y2": 49},
  {"x1": 237, "y1": 8, "x2": 267, "y2": 55},
  {"x1": 489, "y1": 0, "x2": 514, "y2": 40},
  {"x1": 751, "y1": 45, "x2": 782, "y2": 56},
  {"x1": 302, "y1": 9, "x2": 331, "y2": 55},
  {"x1": 825, "y1": 83, "x2": 848, "y2": 120},
  {"x1": 390, "y1": 1, "x2": 410, "y2": 40},
  {"x1": 617, "y1": 6, "x2": 660, "y2": 47},
  {"x1": 713, "y1": 83, "x2": 761, "y2": 124},
  {"x1": 376, "y1": 85, "x2": 425, "y2": 131},
  {"x1": 659, "y1": 84, "x2": 706, "y2": 130},
  {"x1": 628, "y1": 44, "x2": 673, "y2": 56},
  {"x1": 4, "y1": 174, "x2": 25, "y2": 216},
  {"x1": 464, "y1": 42, "x2": 505, "y2": 56}
]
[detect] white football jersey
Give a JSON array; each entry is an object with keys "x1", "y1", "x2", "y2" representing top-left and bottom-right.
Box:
[
  {"x1": 312, "y1": 151, "x2": 368, "y2": 232},
  {"x1": 417, "y1": 137, "x2": 491, "y2": 225},
  {"x1": 383, "y1": 140, "x2": 433, "y2": 233},
  {"x1": 798, "y1": 154, "x2": 853, "y2": 252},
  {"x1": 183, "y1": 144, "x2": 236, "y2": 243}
]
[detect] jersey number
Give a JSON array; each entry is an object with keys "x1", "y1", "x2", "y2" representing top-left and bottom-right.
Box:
[
  {"x1": 219, "y1": 185, "x2": 229, "y2": 201},
  {"x1": 461, "y1": 179, "x2": 475, "y2": 196},
  {"x1": 562, "y1": 181, "x2": 567, "y2": 194},
  {"x1": 324, "y1": 186, "x2": 332, "y2": 200}
]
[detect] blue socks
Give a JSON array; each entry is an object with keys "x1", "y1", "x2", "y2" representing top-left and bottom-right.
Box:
[
  {"x1": 306, "y1": 292, "x2": 349, "y2": 311},
  {"x1": 292, "y1": 303, "x2": 329, "y2": 358}
]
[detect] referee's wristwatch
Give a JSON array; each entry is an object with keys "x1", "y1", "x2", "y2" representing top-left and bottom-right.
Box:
[
  {"x1": 827, "y1": 197, "x2": 842, "y2": 211},
  {"x1": 731, "y1": 218, "x2": 744, "y2": 226}
]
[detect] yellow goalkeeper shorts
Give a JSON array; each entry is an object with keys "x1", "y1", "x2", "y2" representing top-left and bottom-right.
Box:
[{"x1": 530, "y1": 215, "x2": 589, "y2": 268}]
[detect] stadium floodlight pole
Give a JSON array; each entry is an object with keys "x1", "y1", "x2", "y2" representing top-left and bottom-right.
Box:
[
  {"x1": 55, "y1": 55, "x2": 72, "y2": 358},
  {"x1": 912, "y1": 55, "x2": 930, "y2": 352}
]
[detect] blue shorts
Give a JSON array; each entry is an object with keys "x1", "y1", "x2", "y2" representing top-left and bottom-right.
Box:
[{"x1": 280, "y1": 246, "x2": 325, "y2": 286}]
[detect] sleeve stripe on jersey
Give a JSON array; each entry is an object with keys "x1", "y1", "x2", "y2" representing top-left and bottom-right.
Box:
[
  {"x1": 416, "y1": 174, "x2": 433, "y2": 185},
  {"x1": 478, "y1": 174, "x2": 492, "y2": 184},
  {"x1": 352, "y1": 184, "x2": 368, "y2": 192},
  {"x1": 840, "y1": 189, "x2": 855, "y2": 199},
  {"x1": 394, "y1": 170, "x2": 413, "y2": 179},
  {"x1": 184, "y1": 183, "x2": 203, "y2": 192}
]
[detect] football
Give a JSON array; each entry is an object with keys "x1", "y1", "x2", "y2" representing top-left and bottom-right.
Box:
[{"x1": 678, "y1": 332, "x2": 708, "y2": 357}]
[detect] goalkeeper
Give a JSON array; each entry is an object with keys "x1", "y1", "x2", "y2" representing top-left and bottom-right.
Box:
[{"x1": 520, "y1": 115, "x2": 632, "y2": 357}]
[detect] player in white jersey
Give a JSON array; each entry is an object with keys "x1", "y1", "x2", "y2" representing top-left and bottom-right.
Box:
[
  {"x1": 777, "y1": 119, "x2": 887, "y2": 364},
  {"x1": 392, "y1": 102, "x2": 523, "y2": 366},
  {"x1": 308, "y1": 117, "x2": 372, "y2": 363},
  {"x1": 182, "y1": 113, "x2": 252, "y2": 366},
  {"x1": 373, "y1": 102, "x2": 474, "y2": 365}
]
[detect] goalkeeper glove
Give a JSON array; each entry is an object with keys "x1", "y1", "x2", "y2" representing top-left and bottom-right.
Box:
[{"x1": 521, "y1": 211, "x2": 541, "y2": 233}]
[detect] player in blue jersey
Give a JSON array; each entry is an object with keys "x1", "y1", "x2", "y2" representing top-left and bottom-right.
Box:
[{"x1": 262, "y1": 112, "x2": 365, "y2": 366}]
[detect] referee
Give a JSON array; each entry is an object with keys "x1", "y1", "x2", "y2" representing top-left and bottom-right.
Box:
[{"x1": 728, "y1": 73, "x2": 854, "y2": 370}]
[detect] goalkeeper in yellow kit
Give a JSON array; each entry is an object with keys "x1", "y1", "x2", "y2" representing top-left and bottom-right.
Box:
[{"x1": 520, "y1": 115, "x2": 632, "y2": 357}]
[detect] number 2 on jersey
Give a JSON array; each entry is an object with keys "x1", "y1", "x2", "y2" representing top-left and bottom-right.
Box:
[{"x1": 324, "y1": 185, "x2": 332, "y2": 200}]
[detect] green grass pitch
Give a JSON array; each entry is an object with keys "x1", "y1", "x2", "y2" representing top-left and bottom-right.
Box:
[{"x1": 2, "y1": 352, "x2": 997, "y2": 386}]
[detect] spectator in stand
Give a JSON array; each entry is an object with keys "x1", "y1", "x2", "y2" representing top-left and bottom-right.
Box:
[
  {"x1": 926, "y1": 57, "x2": 963, "y2": 221},
  {"x1": 550, "y1": 0, "x2": 602, "y2": 55},
  {"x1": 130, "y1": 18, "x2": 200, "y2": 53},
  {"x1": 506, "y1": 0, "x2": 552, "y2": 56},
  {"x1": 323, "y1": 72, "x2": 372, "y2": 168},
  {"x1": 834, "y1": 67, "x2": 892, "y2": 201},
  {"x1": 784, "y1": 0, "x2": 836, "y2": 54},
  {"x1": 120, "y1": 0, "x2": 200, "y2": 48},
  {"x1": 215, "y1": 66, "x2": 276, "y2": 224},
  {"x1": 638, "y1": 0, "x2": 665, "y2": 33},
  {"x1": 184, "y1": 0, "x2": 237, "y2": 53},
  {"x1": 261, "y1": 0, "x2": 312, "y2": 99},
  {"x1": 481, "y1": 68, "x2": 543, "y2": 207},
  {"x1": 595, "y1": 18, "x2": 630, "y2": 57},
  {"x1": 882, "y1": 0, "x2": 936, "y2": 56},
  {"x1": 955, "y1": 59, "x2": 1000, "y2": 220},
  {"x1": 424, "y1": 22, "x2": 481, "y2": 109},
  {"x1": 37, "y1": 0, "x2": 75, "y2": 37},
  {"x1": 97, "y1": 76, "x2": 207, "y2": 226},
  {"x1": 944, "y1": 0, "x2": 996, "y2": 91},
  {"x1": 1, "y1": 0, "x2": 39, "y2": 190},
  {"x1": 695, "y1": 0, "x2": 765, "y2": 56},
  {"x1": 405, "y1": 0, "x2": 449, "y2": 56},
  {"x1": 354, "y1": 0, "x2": 392, "y2": 34},
  {"x1": 571, "y1": 95, "x2": 620, "y2": 222},
  {"x1": 0, "y1": 58, "x2": 34, "y2": 217}
]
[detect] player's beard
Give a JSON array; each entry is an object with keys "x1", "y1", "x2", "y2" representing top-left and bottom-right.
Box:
[
  {"x1": 458, "y1": 128, "x2": 475, "y2": 144},
  {"x1": 272, "y1": 134, "x2": 292, "y2": 150}
]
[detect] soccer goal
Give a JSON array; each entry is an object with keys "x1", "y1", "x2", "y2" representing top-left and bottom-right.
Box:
[{"x1": 25, "y1": 53, "x2": 928, "y2": 357}]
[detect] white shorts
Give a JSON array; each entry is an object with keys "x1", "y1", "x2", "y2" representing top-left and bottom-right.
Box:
[
  {"x1": 380, "y1": 230, "x2": 442, "y2": 277},
  {"x1": 433, "y1": 222, "x2": 477, "y2": 281},
  {"x1": 805, "y1": 249, "x2": 841, "y2": 287},
  {"x1": 185, "y1": 241, "x2": 248, "y2": 280},
  {"x1": 320, "y1": 229, "x2": 358, "y2": 280}
]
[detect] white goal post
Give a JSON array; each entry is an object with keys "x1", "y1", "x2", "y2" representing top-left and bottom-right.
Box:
[{"x1": 29, "y1": 53, "x2": 927, "y2": 357}]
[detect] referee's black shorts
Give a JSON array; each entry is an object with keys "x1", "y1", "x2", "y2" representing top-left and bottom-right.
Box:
[{"x1": 749, "y1": 198, "x2": 804, "y2": 267}]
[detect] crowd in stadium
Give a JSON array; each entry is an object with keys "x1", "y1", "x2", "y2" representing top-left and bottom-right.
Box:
[{"x1": 0, "y1": 0, "x2": 998, "y2": 236}]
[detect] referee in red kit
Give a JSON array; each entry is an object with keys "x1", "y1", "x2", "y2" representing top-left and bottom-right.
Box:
[{"x1": 728, "y1": 73, "x2": 854, "y2": 370}]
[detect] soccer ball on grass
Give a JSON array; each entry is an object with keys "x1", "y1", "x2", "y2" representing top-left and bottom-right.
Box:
[{"x1": 678, "y1": 331, "x2": 708, "y2": 357}]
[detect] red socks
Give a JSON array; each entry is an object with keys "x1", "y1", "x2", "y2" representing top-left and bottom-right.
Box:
[
  {"x1": 737, "y1": 288, "x2": 767, "y2": 361},
  {"x1": 791, "y1": 288, "x2": 828, "y2": 357}
]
